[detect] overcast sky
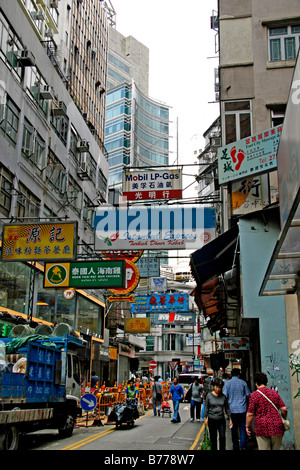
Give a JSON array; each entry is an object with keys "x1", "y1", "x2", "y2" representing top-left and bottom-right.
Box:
[{"x1": 110, "y1": 0, "x2": 219, "y2": 190}]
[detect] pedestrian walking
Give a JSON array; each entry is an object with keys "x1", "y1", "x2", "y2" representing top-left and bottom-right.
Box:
[
  {"x1": 223, "y1": 368, "x2": 250, "y2": 450},
  {"x1": 204, "y1": 378, "x2": 232, "y2": 451},
  {"x1": 152, "y1": 376, "x2": 163, "y2": 416},
  {"x1": 185, "y1": 376, "x2": 203, "y2": 422},
  {"x1": 90, "y1": 371, "x2": 99, "y2": 388},
  {"x1": 246, "y1": 372, "x2": 288, "y2": 450},
  {"x1": 169, "y1": 376, "x2": 184, "y2": 423}
]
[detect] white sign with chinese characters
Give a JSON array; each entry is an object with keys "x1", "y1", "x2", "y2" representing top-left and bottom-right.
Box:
[
  {"x1": 218, "y1": 125, "x2": 282, "y2": 184},
  {"x1": 123, "y1": 168, "x2": 182, "y2": 201}
]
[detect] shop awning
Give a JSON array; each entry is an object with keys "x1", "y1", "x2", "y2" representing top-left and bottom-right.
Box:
[
  {"x1": 260, "y1": 190, "x2": 300, "y2": 296},
  {"x1": 190, "y1": 225, "x2": 239, "y2": 287}
]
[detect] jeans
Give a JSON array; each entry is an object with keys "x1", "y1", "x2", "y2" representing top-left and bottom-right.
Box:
[
  {"x1": 172, "y1": 399, "x2": 181, "y2": 421},
  {"x1": 208, "y1": 418, "x2": 226, "y2": 451},
  {"x1": 190, "y1": 399, "x2": 202, "y2": 420},
  {"x1": 231, "y1": 412, "x2": 247, "y2": 450},
  {"x1": 153, "y1": 397, "x2": 161, "y2": 416}
]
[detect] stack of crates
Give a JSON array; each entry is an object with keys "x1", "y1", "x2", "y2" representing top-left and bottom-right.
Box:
[{"x1": 25, "y1": 342, "x2": 65, "y2": 402}]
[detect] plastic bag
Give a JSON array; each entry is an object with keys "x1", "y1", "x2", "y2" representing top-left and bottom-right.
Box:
[{"x1": 201, "y1": 427, "x2": 212, "y2": 450}]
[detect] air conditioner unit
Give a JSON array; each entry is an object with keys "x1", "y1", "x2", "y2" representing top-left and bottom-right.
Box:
[
  {"x1": 77, "y1": 139, "x2": 89, "y2": 152},
  {"x1": 32, "y1": 10, "x2": 46, "y2": 21},
  {"x1": 17, "y1": 50, "x2": 36, "y2": 67},
  {"x1": 45, "y1": 28, "x2": 54, "y2": 38},
  {"x1": 210, "y1": 136, "x2": 222, "y2": 148},
  {"x1": 52, "y1": 100, "x2": 67, "y2": 116},
  {"x1": 50, "y1": 0, "x2": 59, "y2": 8},
  {"x1": 80, "y1": 160, "x2": 91, "y2": 178},
  {"x1": 40, "y1": 84, "x2": 54, "y2": 100},
  {"x1": 97, "y1": 189, "x2": 107, "y2": 203},
  {"x1": 204, "y1": 152, "x2": 215, "y2": 163}
]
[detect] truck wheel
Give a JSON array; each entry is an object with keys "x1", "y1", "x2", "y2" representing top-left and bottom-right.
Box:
[
  {"x1": 58, "y1": 414, "x2": 75, "y2": 438},
  {"x1": 0, "y1": 425, "x2": 20, "y2": 450}
]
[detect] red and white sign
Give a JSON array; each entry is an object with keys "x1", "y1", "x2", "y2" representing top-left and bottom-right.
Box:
[
  {"x1": 149, "y1": 360, "x2": 157, "y2": 370},
  {"x1": 123, "y1": 169, "x2": 182, "y2": 201},
  {"x1": 168, "y1": 361, "x2": 178, "y2": 370},
  {"x1": 63, "y1": 289, "x2": 75, "y2": 300},
  {"x1": 109, "y1": 259, "x2": 140, "y2": 295}
]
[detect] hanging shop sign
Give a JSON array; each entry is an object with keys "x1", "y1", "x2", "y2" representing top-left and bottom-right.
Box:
[
  {"x1": 123, "y1": 168, "x2": 182, "y2": 201},
  {"x1": 1, "y1": 222, "x2": 77, "y2": 261},
  {"x1": 125, "y1": 318, "x2": 150, "y2": 333},
  {"x1": 218, "y1": 125, "x2": 282, "y2": 185},
  {"x1": 108, "y1": 259, "x2": 140, "y2": 295},
  {"x1": 44, "y1": 260, "x2": 126, "y2": 289},
  {"x1": 94, "y1": 205, "x2": 215, "y2": 251},
  {"x1": 150, "y1": 277, "x2": 167, "y2": 292},
  {"x1": 107, "y1": 294, "x2": 136, "y2": 302},
  {"x1": 231, "y1": 176, "x2": 268, "y2": 215},
  {"x1": 154, "y1": 312, "x2": 196, "y2": 325},
  {"x1": 222, "y1": 337, "x2": 250, "y2": 351},
  {"x1": 186, "y1": 333, "x2": 201, "y2": 346},
  {"x1": 136, "y1": 257, "x2": 160, "y2": 277},
  {"x1": 130, "y1": 293, "x2": 189, "y2": 314},
  {"x1": 101, "y1": 250, "x2": 143, "y2": 262}
]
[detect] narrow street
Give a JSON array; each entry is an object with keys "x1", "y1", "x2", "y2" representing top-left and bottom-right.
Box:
[
  {"x1": 17, "y1": 404, "x2": 258, "y2": 455},
  {"x1": 19, "y1": 404, "x2": 206, "y2": 452}
]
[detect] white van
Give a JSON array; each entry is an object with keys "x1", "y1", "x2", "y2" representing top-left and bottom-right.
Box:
[{"x1": 178, "y1": 372, "x2": 208, "y2": 394}]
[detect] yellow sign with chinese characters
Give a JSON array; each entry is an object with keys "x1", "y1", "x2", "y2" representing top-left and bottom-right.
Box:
[
  {"x1": 1, "y1": 222, "x2": 77, "y2": 261},
  {"x1": 125, "y1": 317, "x2": 150, "y2": 333}
]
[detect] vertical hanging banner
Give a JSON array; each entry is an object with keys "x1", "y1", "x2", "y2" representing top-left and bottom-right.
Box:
[
  {"x1": 1, "y1": 222, "x2": 77, "y2": 261},
  {"x1": 123, "y1": 168, "x2": 182, "y2": 201}
]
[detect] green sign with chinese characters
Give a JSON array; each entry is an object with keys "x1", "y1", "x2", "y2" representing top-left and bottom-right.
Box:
[{"x1": 44, "y1": 260, "x2": 126, "y2": 289}]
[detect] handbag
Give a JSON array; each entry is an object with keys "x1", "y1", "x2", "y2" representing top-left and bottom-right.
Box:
[
  {"x1": 257, "y1": 390, "x2": 290, "y2": 431},
  {"x1": 185, "y1": 385, "x2": 192, "y2": 402},
  {"x1": 200, "y1": 427, "x2": 212, "y2": 450}
]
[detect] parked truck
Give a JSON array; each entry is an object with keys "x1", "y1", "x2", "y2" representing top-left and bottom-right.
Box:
[{"x1": 0, "y1": 333, "x2": 84, "y2": 450}]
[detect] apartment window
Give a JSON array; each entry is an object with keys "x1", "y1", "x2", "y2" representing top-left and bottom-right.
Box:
[
  {"x1": 16, "y1": 183, "x2": 40, "y2": 220},
  {"x1": 223, "y1": 100, "x2": 251, "y2": 145},
  {"x1": 67, "y1": 174, "x2": 82, "y2": 215},
  {"x1": 21, "y1": 120, "x2": 46, "y2": 169},
  {"x1": 269, "y1": 25, "x2": 300, "y2": 61},
  {"x1": 0, "y1": 173, "x2": 12, "y2": 216},
  {"x1": 46, "y1": 150, "x2": 66, "y2": 195},
  {"x1": 83, "y1": 195, "x2": 94, "y2": 227},
  {"x1": 51, "y1": 114, "x2": 69, "y2": 146},
  {"x1": 0, "y1": 94, "x2": 20, "y2": 145},
  {"x1": 146, "y1": 336, "x2": 154, "y2": 352}
]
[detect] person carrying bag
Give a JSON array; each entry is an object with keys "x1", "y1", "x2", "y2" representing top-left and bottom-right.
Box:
[
  {"x1": 152, "y1": 376, "x2": 163, "y2": 416},
  {"x1": 246, "y1": 372, "x2": 288, "y2": 450}
]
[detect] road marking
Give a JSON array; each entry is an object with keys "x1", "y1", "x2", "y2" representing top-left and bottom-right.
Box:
[
  {"x1": 61, "y1": 427, "x2": 115, "y2": 450},
  {"x1": 61, "y1": 409, "x2": 152, "y2": 450},
  {"x1": 189, "y1": 423, "x2": 205, "y2": 450}
]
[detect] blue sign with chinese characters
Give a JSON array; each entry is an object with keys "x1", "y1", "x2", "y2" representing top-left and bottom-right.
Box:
[{"x1": 130, "y1": 293, "x2": 189, "y2": 314}]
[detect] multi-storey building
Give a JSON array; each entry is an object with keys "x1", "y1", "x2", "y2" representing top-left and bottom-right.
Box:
[
  {"x1": 191, "y1": 0, "x2": 300, "y2": 449},
  {"x1": 0, "y1": 0, "x2": 111, "y2": 384}
]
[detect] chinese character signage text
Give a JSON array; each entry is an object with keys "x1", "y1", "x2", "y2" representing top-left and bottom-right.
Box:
[
  {"x1": 218, "y1": 125, "x2": 282, "y2": 185},
  {"x1": 123, "y1": 169, "x2": 182, "y2": 201},
  {"x1": 2, "y1": 222, "x2": 77, "y2": 261},
  {"x1": 130, "y1": 293, "x2": 189, "y2": 313},
  {"x1": 125, "y1": 318, "x2": 150, "y2": 333},
  {"x1": 44, "y1": 260, "x2": 126, "y2": 289},
  {"x1": 222, "y1": 337, "x2": 250, "y2": 351}
]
